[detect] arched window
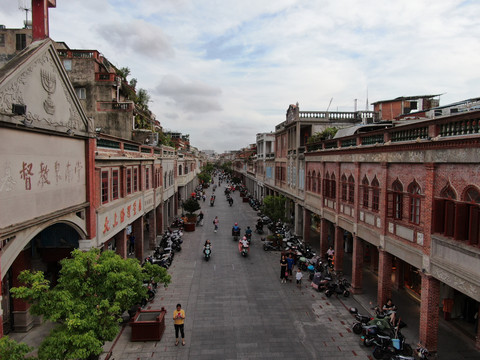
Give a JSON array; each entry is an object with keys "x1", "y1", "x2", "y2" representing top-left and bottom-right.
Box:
[
  {"x1": 341, "y1": 174, "x2": 348, "y2": 201},
  {"x1": 330, "y1": 174, "x2": 336, "y2": 199},
  {"x1": 307, "y1": 171, "x2": 311, "y2": 191},
  {"x1": 371, "y1": 176, "x2": 380, "y2": 212},
  {"x1": 348, "y1": 175, "x2": 355, "y2": 204},
  {"x1": 312, "y1": 171, "x2": 317, "y2": 193},
  {"x1": 408, "y1": 180, "x2": 421, "y2": 224},
  {"x1": 440, "y1": 184, "x2": 457, "y2": 200},
  {"x1": 324, "y1": 172, "x2": 330, "y2": 198},
  {"x1": 362, "y1": 175, "x2": 369, "y2": 208},
  {"x1": 178, "y1": 165, "x2": 183, "y2": 176},
  {"x1": 464, "y1": 187, "x2": 480, "y2": 204},
  {"x1": 387, "y1": 179, "x2": 403, "y2": 220},
  {"x1": 317, "y1": 172, "x2": 322, "y2": 194}
]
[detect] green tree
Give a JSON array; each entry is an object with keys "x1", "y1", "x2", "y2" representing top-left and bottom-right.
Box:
[
  {"x1": 197, "y1": 171, "x2": 211, "y2": 185},
  {"x1": 116, "y1": 67, "x2": 130, "y2": 81},
  {"x1": 182, "y1": 198, "x2": 201, "y2": 215},
  {"x1": 136, "y1": 89, "x2": 150, "y2": 110},
  {"x1": 0, "y1": 336, "x2": 35, "y2": 360},
  {"x1": 261, "y1": 195, "x2": 287, "y2": 223},
  {"x1": 11, "y1": 249, "x2": 170, "y2": 360}
]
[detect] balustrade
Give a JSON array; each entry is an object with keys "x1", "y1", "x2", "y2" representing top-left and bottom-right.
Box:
[{"x1": 440, "y1": 118, "x2": 480, "y2": 137}]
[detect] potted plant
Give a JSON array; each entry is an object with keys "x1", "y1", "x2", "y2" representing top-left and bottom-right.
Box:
[{"x1": 182, "y1": 198, "x2": 201, "y2": 231}]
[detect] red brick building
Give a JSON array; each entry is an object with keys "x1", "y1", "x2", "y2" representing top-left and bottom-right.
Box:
[{"x1": 304, "y1": 109, "x2": 480, "y2": 352}]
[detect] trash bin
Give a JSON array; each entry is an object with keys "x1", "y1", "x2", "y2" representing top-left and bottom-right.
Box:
[{"x1": 130, "y1": 307, "x2": 167, "y2": 342}]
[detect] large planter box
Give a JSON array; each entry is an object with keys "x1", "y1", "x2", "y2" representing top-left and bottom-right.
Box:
[
  {"x1": 130, "y1": 308, "x2": 167, "y2": 342},
  {"x1": 184, "y1": 222, "x2": 196, "y2": 232}
]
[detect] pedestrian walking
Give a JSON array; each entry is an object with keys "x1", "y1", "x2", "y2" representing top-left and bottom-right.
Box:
[
  {"x1": 213, "y1": 216, "x2": 219, "y2": 233},
  {"x1": 286, "y1": 253, "x2": 294, "y2": 282},
  {"x1": 296, "y1": 268, "x2": 303, "y2": 289},
  {"x1": 173, "y1": 303, "x2": 186, "y2": 346},
  {"x1": 280, "y1": 255, "x2": 288, "y2": 283},
  {"x1": 128, "y1": 234, "x2": 135, "y2": 255}
]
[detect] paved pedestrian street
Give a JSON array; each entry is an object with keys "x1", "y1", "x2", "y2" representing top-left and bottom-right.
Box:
[{"x1": 103, "y1": 185, "x2": 373, "y2": 360}]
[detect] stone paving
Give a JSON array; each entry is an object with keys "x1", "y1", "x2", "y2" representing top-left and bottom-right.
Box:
[{"x1": 101, "y1": 184, "x2": 374, "y2": 359}]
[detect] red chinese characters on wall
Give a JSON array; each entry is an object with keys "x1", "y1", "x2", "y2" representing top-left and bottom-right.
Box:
[{"x1": 19, "y1": 162, "x2": 34, "y2": 190}]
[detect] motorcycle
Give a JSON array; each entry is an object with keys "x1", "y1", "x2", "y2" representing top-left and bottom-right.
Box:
[
  {"x1": 349, "y1": 307, "x2": 374, "y2": 335},
  {"x1": 325, "y1": 278, "x2": 351, "y2": 297},
  {"x1": 372, "y1": 327, "x2": 413, "y2": 359},
  {"x1": 310, "y1": 271, "x2": 332, "y2": 292},
  {"x1": 204, "y1": 244, "x2": 211, "y2": 261},
  {"x1": 263, "y1": 240, "x2": 282, "y2": 251},
  {"x1": 239, "y1": 242, "x2": 249, "y2": 257},
  {"x1": 228, "y1": 197, "x2": 233, "y2": 206},
  {"x1": 232, "y1": 227, "x2": 241, "y2": 241},
  {"x1": 255, "y1": 223, "x2": 264, "y2": 234}
]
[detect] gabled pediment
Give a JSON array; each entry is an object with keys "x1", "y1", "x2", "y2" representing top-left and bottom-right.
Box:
[{"x1": 0, "y1": 39, "x2": 93, "y2": 137}]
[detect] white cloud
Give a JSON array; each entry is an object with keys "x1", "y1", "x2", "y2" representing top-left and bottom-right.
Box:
[{"x1": 1, "y1": 0, "x2": 479, "y2": 152}]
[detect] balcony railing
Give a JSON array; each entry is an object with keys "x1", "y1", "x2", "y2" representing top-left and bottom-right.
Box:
[
  {"x1": 306, "y1": 111, "x2": 480, "y2": 152},
  {"x1": 95, "y1": 73, "x2": 116, "y2": 82},
  {"x1": 391, "y1": 127, "x2": 428, "y2": 142},
  {"x1": 97, "y1": 102, "x2": 134, "y2": 112}
]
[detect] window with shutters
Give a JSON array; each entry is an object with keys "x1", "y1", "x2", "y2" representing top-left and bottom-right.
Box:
[
  {"x1": 133, "y1": 167, "x2": 138, "y2": 192},
  {"x1": 101, "y1": 171, "x2": 109, "y2": 204},
  {"x1": 145, "y1": 167, "x2": 150, "y2": 189},
  {"x1": 341, "y1": 174, "x2": 347, "y2": 201},
  {"x1": 372, "y1": 177, "x2": 380, "y2": 212},
  {"x1": 362, "y1": 176, "x2": 369, "y2": 208},
  {"x1": 324, "y1": 172, "x2": 330, "y2": 198},
  {"x1": 330, "y1": 174, "x2": 336, "y2": 199},
  {"x1": 126, "y1": 168, "x2": 132, "y2": 195},
  {"x1": 112, "y1": 169, "x2": 119, "y2": 200},
  {"x1": 388, "y1": 179, "x2": 403, "y2": 220},
  {"x1": 408, "y1": 181, "x2": 421, "y2": 224},
  {"x1": 312, "y1": 171, "x2": 316, "y2": 193},
  {"x1": 464, "y1": 186, "x2": 480, "y2": 245},
  {"x1": 348, "y1": 175, "x2": 355, "y2": 204}
]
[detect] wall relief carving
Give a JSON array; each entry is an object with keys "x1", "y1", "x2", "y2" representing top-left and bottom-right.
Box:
[{"x1": 0, "y1": 51, "x2": 82, "y2": 132}]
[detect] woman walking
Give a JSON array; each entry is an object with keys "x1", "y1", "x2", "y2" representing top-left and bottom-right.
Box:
[{"x1": 280, "y1": 255, "x2": 288, "y2": 283}]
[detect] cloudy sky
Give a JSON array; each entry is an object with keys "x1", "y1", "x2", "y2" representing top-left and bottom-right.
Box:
[{"x1": 3, "y1": 0, "x2": 480, "y2": 152}]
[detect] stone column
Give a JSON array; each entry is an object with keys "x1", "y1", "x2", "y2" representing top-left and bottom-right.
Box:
[
  {"x1": 147, "y1": 212, "x2": 156, "y2": 250},
  {"x1": 334, "y1": 225, "x2": 344, "y2": 273},
  {"x1": 351, "y1": 235, "x2": 364, "y2": 294},
  {"x1": 12, "y1": 250, "x2": 34, "y2": 332},
  {"x1": 320, "y1": 218, "x2": 329, "y2": 259},
  {"x1": 133, "y1": 216, "x2": 144, "y2": 261},
  {"x1": 116, "y1": 228, "x2": 127, "y2": 259},
  {"x1": 419, "y1": 273, "x2": 440, "y2": 354},
  {"x1": 156, "y1": 205, "x2": 163, "y2": 235},
  {"x1": 393, "y1": 260, "x2": 404, "y2": 291},
  {"x1": 303, "y1": 209, "x2": 311, "y2": 243},
  {"x1": 476, "y1": 304, "x2": 480, "y2": 350},
  {"x1": 377, "y1": 249, "x2": 392, "y2": 306}
]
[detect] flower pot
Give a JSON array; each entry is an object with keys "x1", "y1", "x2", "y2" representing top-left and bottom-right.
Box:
[{"x1": 184, "y1": 222, "x2": 196, "y2": 232}]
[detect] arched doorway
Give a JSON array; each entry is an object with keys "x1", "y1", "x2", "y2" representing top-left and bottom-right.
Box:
[{"x1": 2, "y1": 222, "x2": 82, "y2": 334}]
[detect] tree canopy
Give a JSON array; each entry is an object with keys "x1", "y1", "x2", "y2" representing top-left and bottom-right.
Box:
[
  {"x1": 261, "y1": 195, "x2": 287, "y2": 223},
  {"x1": 11, "y1": 249, "x2": 170, "y2": 360}
]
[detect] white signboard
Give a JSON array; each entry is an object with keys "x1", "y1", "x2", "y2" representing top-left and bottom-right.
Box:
[{"x1": 0, "y1": 128, "x2": 86, "y2": 228}]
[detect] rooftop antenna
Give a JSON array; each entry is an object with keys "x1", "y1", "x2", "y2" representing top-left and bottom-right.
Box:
[
  {"x1": 365, "y1": 87, "x2": 369, "y2": 110},
  {"x1": 326, "y1": 97, "x2": 333, "y2": 112},
  {"x1": 18, "y1": 0, "x2": 30, "y2": 28}
]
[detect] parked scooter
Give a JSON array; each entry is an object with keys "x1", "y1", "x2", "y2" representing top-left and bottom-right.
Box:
[
  {"x1": 349, "y1": 307, "x2": 374, "y2": 334},
  {"x1": 372, "y1": 327, "x2": 413, "y2": 359},
  {"x1": 325, "y1": 278, "x2": 351, "y2": 297},
  {"x1": 263, "y1": 240, "x2": 282, "y2": 251}
]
